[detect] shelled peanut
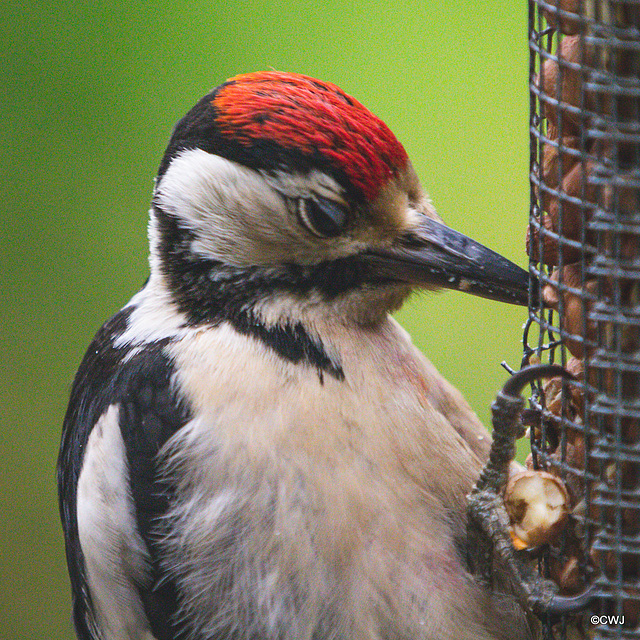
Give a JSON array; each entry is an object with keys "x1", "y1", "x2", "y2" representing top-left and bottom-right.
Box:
[
  {"x1": 527, "y1": 32, "x2": 599, "y2": 270},
  {"x1": 541, "y1": 0, "x2": 582, "y2": 36},
  {"x1": 529, "y1": 0, "x2": 639, "y2": 274},
  {"x1": 515, "y1": 360, "x2": 589, "y2": 596},
  {"x1": 542, "y1": 263, "x2": 599, "y2": 359},
  {"x1": 504, "y1": 470, "x2": 570, "y2": 549}
]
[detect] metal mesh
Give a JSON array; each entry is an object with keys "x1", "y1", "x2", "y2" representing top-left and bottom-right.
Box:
[{"x1": 527, "y1": 1, "x2": 640, "y2": 638}]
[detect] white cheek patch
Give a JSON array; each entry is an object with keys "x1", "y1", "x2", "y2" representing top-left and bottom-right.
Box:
[
  {"x1": 154, "y1": 148, "x2": 365, "y2": 267},
  {"x1": 154, "y1": 149, "x2": 290, "y2": 266},
  {"x1": 115, "y1": 277, "x2": 189, "y2": 353},
  {"x1": 115, "y1": 214, "x2": 193, "y2": 353}
]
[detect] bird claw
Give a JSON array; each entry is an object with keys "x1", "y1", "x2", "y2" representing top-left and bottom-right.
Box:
[{"x1": 466, "y1": 364, "x2": 594, "y2": 617}]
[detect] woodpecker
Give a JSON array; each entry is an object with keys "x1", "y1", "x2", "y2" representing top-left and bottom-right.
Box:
[{"x1": 59, "y1": 71, "x2": 534, "y2": 640}]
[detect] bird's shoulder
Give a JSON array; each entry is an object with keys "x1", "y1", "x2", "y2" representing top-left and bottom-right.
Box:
[
  {"x1": 59, "y1": 301, "x2": 185, "y2": 497},
  {"x1": 58, "y1": 299, "x2": 190, "y2": 640}
]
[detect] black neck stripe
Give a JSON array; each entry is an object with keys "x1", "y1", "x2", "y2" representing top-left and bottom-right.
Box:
[
  {"x1": 154, "y1": 209, "x2": 375, "y2": 382},
  {"x1": 230, "y1": 312, "x2": 344, "y2": 382}
]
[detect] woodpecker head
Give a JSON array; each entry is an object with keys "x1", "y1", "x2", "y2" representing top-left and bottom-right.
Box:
[{"x1": 151, "y1": 71, "x2": 529, "y2": 327}]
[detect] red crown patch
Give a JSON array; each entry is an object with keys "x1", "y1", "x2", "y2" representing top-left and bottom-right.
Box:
[{"x1": 213, "y1": 71, "x2": 408, "y2": 200}]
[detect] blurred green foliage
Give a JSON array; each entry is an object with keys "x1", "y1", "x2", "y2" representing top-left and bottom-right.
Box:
[{"x1": 1, "y1": 2, "x2": 529, "y2": 638}]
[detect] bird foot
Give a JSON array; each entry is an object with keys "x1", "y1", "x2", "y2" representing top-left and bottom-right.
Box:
[{"x1": 466, "y1": 365, "x2": 595, "y2": 617}]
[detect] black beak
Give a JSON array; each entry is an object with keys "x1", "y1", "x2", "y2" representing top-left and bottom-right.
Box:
[{"x1": 366, "y1": 217, "x2": 531, "y2": 306}]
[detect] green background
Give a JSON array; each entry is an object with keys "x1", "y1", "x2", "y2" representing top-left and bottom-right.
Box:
[{"x1": 2, "y1": 2, "x2": 529, "y2": 638}]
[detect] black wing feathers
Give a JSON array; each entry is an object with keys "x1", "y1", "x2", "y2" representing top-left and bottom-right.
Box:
[
  {"x1": 57, "y1": 308, "x2": 191, "y2": 639},
  {"x1": 118, "y1": 352, "x2": 191, "y2": 640},
  {"x1": 58, "y1": 309, "x2": 133, "y2": 640}
]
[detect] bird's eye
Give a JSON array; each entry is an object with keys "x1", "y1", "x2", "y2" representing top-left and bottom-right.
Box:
[{"x1": 297, "y1": 196, "x2": 348, "y2": 238}]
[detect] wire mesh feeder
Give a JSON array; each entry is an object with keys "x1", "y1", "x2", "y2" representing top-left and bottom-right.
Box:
[{"x1": 526, "y1": 0, "x2": 640, "y2": 638}]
